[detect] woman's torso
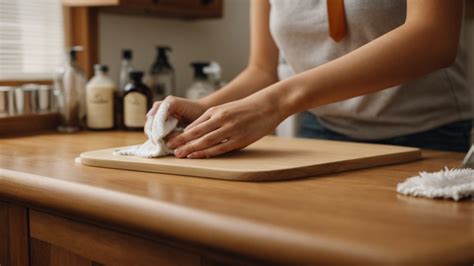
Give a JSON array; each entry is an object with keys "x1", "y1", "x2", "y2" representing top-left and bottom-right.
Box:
[{"x1": 269, "y1": 0, "x2": 472, "y2": 140}]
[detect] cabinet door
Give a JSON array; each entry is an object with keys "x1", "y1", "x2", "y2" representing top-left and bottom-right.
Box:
[
  {"x1": 0, "y1": 202, "x2": 29, "y2": 266},
  {"x1": 29, "y1": 210, "x2": 200, "y2": 266}
]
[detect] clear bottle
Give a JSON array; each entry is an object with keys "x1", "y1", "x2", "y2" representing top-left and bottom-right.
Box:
[
  {"x1": 123, "y1": 71, "x2": 152, "y2": 130},
  {"x1": 149, "y1": 46, "x2": 175, "y2": 102},
  {"x1": 86, "y1": 64, "x2": 116, "y2": 130},
  {"x1": 186, "y1": 62, "x2": 214, "y2": 100},
  {"x1": 55, "y1": 46, "x2": 87, "y2": 133},
  {"x1": 119, "y1": 49, "x2": 134, "y2": 91},
  {"x1": 117, "y1": 49, "x2": 134, "y2": 129}
]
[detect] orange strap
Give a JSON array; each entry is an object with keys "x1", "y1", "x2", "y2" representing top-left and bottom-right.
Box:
[{"x1": 327, "y1": 0, "x2": 346, "y2": 42}]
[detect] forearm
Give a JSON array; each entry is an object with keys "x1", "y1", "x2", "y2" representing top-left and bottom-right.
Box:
[
  {"x1": 198, "y1": 65, "x2": 278, "y2": 109},
  {"x1": 257, "y1": 20, "x2": 461, "y2": 120}
]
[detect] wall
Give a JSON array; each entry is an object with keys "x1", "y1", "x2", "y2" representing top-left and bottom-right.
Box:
[{"x1": 99, "y1": 0, "x2": 251, "y2": 97}]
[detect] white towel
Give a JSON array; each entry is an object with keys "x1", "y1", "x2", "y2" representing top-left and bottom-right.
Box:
[
  {"x1": 397, "y1": 167, "x2": 474, "y2": 201},
  {"x1": 114, "y1": 101, "x2": 179, "y2": 158}
]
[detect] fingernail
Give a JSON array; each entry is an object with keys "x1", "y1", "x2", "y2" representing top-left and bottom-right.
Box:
[
  {"x1": 175, "y1": 149, "x2": 186, "y2": 158},
  {"x1": 167, "y1": 141, "x2": 176, "y2": 149},
  {"x1": 187, "y1": 153, "x2": 196, "y2": 159}
]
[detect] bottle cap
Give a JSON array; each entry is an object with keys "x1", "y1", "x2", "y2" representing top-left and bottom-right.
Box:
[
  {"x1": 129, "y1": 70, "x2": 144, "y2": 81},
  {"x1": 94, "y1": 64, "x2": 109, "y2": 73},
  {"x1": 122, "y1": 49, "x2": 132, "y2": 60},
  {"x1": 190, "y1": 62, "x2": 210, "y2": 80},
  {"x1": 69, "y1": 46, "x2": 83, "y2": 61}
]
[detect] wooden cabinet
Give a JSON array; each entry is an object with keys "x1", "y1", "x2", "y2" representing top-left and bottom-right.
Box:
[
  {"x1": 0, "y1": 202, "x2": 29, "y2": 266},
  {"x1": 63, "y1": 0, "x2": 223, "y2": 19},
  {"x1": 29, "y1": 210, "x2": 200, "y2": 266},
  {"x1": 0, "y1": 205, "x2": 253, "y2": 266},
  {"x1": 27, "y1": 209, "x2": 254, "y2": 265}
]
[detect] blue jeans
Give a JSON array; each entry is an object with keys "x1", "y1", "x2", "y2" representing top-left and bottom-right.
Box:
[{"x1": 298, "y1": 112, "x2": 472, "y2": 152}]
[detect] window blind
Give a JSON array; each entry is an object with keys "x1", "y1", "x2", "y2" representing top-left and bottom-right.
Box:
[{"x1": 0, "y1": 0, "x2": 65, "y2": 81}]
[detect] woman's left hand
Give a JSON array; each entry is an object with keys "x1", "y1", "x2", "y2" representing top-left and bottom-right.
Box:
[{"x1": 166, "y1": 96, "x2": 284, "y2": 159}]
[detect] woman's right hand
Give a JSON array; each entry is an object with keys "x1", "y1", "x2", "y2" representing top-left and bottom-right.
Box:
[{"x1": 147, "y1": 96, "x2": 207, "y2": 127}]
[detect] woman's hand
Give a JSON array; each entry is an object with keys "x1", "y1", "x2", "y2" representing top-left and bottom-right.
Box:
[
  {"x1": 166, "y1": 96, "x2": 285, "y2": 159},
  {"x1": 147, "y1": 96, "x2": 207, "y2": 127}
]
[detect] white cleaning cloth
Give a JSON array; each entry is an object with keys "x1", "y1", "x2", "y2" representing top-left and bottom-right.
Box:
[
  {"x1": 397, "y1": 167, "x2": 474, "y2": 201},
  {"x1": 114, "y1": 101, "x2": 178, "y2": 158}
]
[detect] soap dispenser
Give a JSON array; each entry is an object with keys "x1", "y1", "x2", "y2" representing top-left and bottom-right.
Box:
[
  {"x1": 204, "y1": 61, "x2": 227, "y2": 90},
  {"x1": 186, "y1": 62, "x2": 214, "y2": 100},
  {"x1": 55, "y1": 46, "x2": 87, "y2": 133},
  {"x1": 149, "y1": 46, "x2": 175, "y2": 102}
]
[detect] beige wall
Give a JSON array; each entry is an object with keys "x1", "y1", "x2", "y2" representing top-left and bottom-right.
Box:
[{"x1": 99, "y1": 0, "x2": 251, "y2": 97}]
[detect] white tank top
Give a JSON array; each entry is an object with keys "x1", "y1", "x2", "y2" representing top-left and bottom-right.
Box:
[{"x1": 269, "y1": 0, "x2": 472, "y2": 140}]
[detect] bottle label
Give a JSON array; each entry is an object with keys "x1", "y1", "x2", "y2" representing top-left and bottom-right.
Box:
[
  {"x1": 124, "y1": 92, "x2": 147, "y2": 128},
  {"x1": 86, "y1": 86, "x2": 114, "y2": 129},
  {"x1": 151, "y1": 74, "x2": 173, "y2": 102}
]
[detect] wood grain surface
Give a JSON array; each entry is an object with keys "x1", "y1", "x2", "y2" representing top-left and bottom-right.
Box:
[
  {"x1": 0, "y1": 202, "x2": 29, "y2": 266},
  {"x1": 30, "y1": 210, "x2": 200, "y2": 265},
  {"x1": 80, "y1": 136, "x2": 421, "y2": 181},
  {"x1": 0, "y1": 131, "x2": 473, "y2": 264}
]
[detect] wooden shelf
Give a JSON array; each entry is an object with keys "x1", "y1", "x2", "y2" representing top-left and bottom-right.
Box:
[
  {"x1": 0, "y1": 113, "x2": 60, "y2": 137},
  {"x1": 63, "y1": 0, "x2": 223, "y2": 20}
]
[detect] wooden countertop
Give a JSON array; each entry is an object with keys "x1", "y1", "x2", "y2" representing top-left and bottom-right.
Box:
[{"x1": 0, "y1": 131, "x2": 473, "y2": 264}]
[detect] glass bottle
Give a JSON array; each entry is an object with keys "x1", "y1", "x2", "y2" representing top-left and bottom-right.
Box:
[
  {"x1": 149, "y1": 46, "x2": 175, "y2": 101},
  {"x1": 119, "y1": 49, "x2": 134, "y2": 91},
  {"x1": 56, "y1": 46, "x2": 86, "y2": 133},
  {"x1": 117, "y1": 49, "x2": 134, "y2": 129},
  {"x1": 122, "y1": 71, "x2": 152, "y2": 130},
  {"x1": 85, "y1": 64, "x2": 116, "y2": 130}
]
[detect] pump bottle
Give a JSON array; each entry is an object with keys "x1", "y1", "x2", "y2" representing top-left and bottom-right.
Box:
[
  {"x1": 204, "y1": 61, "x2": 227, "y2": 90},
  {"x1": 149, "y1": 46, "x2": 175, "y2": 102},
  {"x1": 186, "y1": 62, "x2": 214, "y2": 100}
]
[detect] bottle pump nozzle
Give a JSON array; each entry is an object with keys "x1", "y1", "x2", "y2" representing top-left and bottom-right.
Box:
[
  {"x1": 190, "y1": 62, "x2": 210, "y2": 80},
  {"x1": 203, "y1": 61, "x2": 222, "y2": 80},
  {"x1": 156, "y1": 46, "x2": 172, "y2": 64}
]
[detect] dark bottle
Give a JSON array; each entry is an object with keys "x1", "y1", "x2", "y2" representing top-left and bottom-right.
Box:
[
  {"x1": 122, "y1": 71, "x2": 152, "y2": 130},
  {"x1": 149, "y1": 46, "x2": 175, "y2": 102}
]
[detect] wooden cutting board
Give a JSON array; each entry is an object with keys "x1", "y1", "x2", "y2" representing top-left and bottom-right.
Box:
[{"x1": 79, "y1": 136, "x2": 421, "y2": 181}]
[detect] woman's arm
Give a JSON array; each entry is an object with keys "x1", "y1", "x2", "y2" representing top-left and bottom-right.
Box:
[
  {"x1": 199, "y1": 0, "x2": 279, "y2": 108},
  {"x1": 264, "y1": 0, "x2": 464, "y2": 118},
  {"x1": 168, "y1": 0, "x2": 464, "y2": 158}
]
